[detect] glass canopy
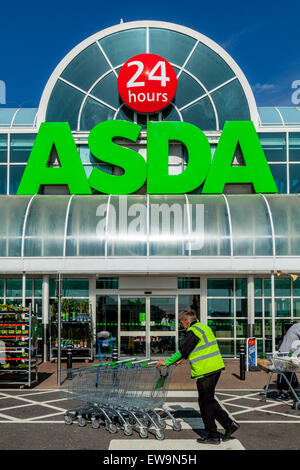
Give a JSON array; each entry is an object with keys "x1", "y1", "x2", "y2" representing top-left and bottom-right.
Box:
[
  {"x1": 0, "y1": 108, "x2": 38, "y2": 128},
  {"x1": 0, "y1": 194, "x2": 299, "y2": 258}
]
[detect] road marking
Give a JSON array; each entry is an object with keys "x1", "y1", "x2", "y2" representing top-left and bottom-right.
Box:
[{"x1": 108, "y1": 439, "x2": 245, "y2": 450}]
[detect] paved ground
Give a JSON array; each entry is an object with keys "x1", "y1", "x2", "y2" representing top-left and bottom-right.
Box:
[{"x1": 0, "y1": 360, "x2": 300, "y2": 452}]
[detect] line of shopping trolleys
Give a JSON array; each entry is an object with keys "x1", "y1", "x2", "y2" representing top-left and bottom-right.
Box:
[{"x1": 60, "y1": 358, "x2": 182, "y2": 440}]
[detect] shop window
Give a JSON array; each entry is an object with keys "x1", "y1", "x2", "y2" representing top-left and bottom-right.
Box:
[
  {"x1": 6, "y1": 278, "x2": 22, "y2": 297},
  {"x1": 207, "y1": 278, "x2": 233, "y2": 297},
  {"x1": 49, "y1": 278, "x2": 89, "y2": 297},
  {"x1": 10, "y1": 134, "x2": 35, "y2": 163},
  {"x1": 289, "y1": 133, "x2": 300, "y2": 162},
  {"x1": 0, "y1": 134, "x2": 7, "y2": 162},
  {"x1": 236, "y1": 278, "x2": 247, "y2": 297},
  {"x1": 258, "y1": 133, "x2": 286, "y2": 162}
]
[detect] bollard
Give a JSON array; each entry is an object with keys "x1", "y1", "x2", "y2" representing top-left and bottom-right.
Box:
[
  {"x1": 112, "y1": 347, "x2": 118, "y2": 362},
  {"x1": 66, "y1": 348, "x2": 72, "y2": 379},
  {"x1": 239, "y1": 343, "x2": 246, "y2": 381}
]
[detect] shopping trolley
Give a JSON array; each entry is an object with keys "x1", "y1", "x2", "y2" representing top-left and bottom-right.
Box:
[
  {"x1": 260, "y1": 352, "x2": 300, "y2": 409},
  {"x1": 61, "y1": 359, "x2": 182, "y2": 439}
]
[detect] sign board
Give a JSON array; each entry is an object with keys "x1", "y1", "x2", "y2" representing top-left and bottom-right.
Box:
[{"x1": 246, "y1": 337, "x2": 257, "y2": 370}]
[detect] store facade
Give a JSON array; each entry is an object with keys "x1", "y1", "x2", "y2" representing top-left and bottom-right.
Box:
[{"x1": 1, "y1": 21, "x2": 300, "y2": 360}]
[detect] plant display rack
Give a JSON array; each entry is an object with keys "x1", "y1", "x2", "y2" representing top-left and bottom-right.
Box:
[
  {"x1": 0, "y1": 303, "x2": 38, "y2": 387},
  {"x1": 49, "y1": 299, "x2": 94, "y2": 361}
]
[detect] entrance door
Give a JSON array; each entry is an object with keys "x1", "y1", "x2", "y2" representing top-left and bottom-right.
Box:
[{"x1": 119, "y1": 296, "x2": 177, "y2": 358}]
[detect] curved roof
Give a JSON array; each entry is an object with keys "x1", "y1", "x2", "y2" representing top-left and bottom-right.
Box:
[
  {"x1": 0, "y1": 194, "x2": 300, "y2": 259},
  {"x1": 37, "y1": 21, "x2": 258, "y2": 131},
  {"x1": 258, "y1": 107, "x2": 300, "y2": 127},
  {"x1": 0, "y1": 108, "x2": 38, "y2": 128}
]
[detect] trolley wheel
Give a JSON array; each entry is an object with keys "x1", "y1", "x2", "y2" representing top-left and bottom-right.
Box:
[
  {"x1": 91, "y1": 418, "x2": 101, "y2": 429},
  {"x1": 172, "y1": 421, "x2": 182, "y2": 432},
  {"x1": 128, "y1": 416, "x2": 136, "y2": 425},
  {"x1": 64, "y1": 414, "x2": 73, "y2": 425},
  {"x1": 157, "y1": 418, "x2": 166, "y2": 429},
  {"x1": 77, "y1": 416, "x2": 86, "y2": 427},
  {"x1": 155, "y1": 429, "x2": 165, "y2": 440},
  {"x1": 107, "y1": 423, "x2": 118, "y2": 434},
  {"x1": 139, "y1": 428, "x2": 148, "y2": 439},
  {"x1": 142, "y1": 417, "x2": 151, "y2": 427},
  {"x1": 124, "y1": 425, "x2": 133, "y2": 436}
]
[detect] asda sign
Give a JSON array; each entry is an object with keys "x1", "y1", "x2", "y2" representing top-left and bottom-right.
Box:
[{"x1": 17, "y1": 120, "x2": 278, "y2": 195}]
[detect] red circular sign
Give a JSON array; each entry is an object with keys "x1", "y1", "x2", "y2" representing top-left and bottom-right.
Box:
[{"x1": 117, "y1": 53, "x2": 177, "y2": 113}]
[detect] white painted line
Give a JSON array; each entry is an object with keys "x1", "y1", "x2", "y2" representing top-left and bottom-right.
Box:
[
  {"x1": 0, "y1": 420, "x2": 65, "y2": 424},
  {"x1": 109, "y1": 439, "x2": 245, "y2": 451},
  {"x1": 27, "y1": 411, "x2": 66, "y2": 421},
  {"x1": 0, "y1": 412, "x2": 20, "y2": 422},
  {"x1": 0, "y1": 391, "x2": 67, "y2": 413}
]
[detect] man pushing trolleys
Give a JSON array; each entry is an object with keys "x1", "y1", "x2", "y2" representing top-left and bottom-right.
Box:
[{"x1": 156, "y1": 309, "x2": 240, "y2": 445}]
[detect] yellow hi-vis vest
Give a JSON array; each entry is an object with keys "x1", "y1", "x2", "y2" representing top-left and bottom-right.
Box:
[{"x1": 187, "y1": 322, "x2": 225, "y2": 378}]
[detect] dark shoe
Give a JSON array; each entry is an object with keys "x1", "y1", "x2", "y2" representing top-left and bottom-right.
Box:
[
  {"x1": 276, "y1": 392, "x2": 290, "y2": 402},
  {"x1": 222, "y1": 421, "x2": 240, "y2": 441},
  {"x1": 197, "y1": 433, "x2": 222, "y2": 445}
]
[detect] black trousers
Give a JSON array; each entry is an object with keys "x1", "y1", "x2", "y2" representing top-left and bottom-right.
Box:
[
  {"x1": 276, "y1": 372, "x2": 298, "y2": 391},
  {"x1": 196, "y1": 370, "x2": 232, "y2": 438}
]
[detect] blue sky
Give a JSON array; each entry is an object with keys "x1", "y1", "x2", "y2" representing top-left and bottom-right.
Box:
[{"x1": 1, "y1": 0, "x2": 300, "y2": 108}]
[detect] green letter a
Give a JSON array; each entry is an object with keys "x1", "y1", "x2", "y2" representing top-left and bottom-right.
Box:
[
  {"x1": 17, "y1": 122, "x2": 92, "y2": 195},
  {"x1": 202, "y1": 121, "x2": 278, "y2": 194}
]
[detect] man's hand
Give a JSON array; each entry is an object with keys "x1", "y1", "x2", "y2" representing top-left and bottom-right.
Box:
[
  {"x1": 175, "y1": 358, "x2": 184, "y2": 367},
  {"x1": 156, "y1": 359, "x2": 166, "y2": 368}
]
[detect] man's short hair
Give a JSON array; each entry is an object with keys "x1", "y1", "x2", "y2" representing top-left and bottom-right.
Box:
[{"x1": 178, "y1": 310, "x2": 198, "y2": 323}]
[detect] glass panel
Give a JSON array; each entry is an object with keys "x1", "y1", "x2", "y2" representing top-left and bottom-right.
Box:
[
  {"x1": 100, "y1": 29, "x2": 146, "y2": 67},
  {"x1": 187, "y1": 195, "x2": 231, "y2": 256},
  {"x1": 289, "y1": 164, "x2": 300, "y2": 193},
  {"x1": 34, "y1": 279, "x2": 42, "y2": 297},
  {"x1": 96, "y1": 295, "x2": 118, "y2": 344},
  {"x1": 150, "y1": 336, "x2": 175, "y2": 356},
  {"x1": 217, "y1": 341, "x2": 234, "y2": 356},
  {"x1": 120, "y1": 298, "x2": 146, "y2": 331},
  {"x1": 207, "y1": 299, "x2": 234, "y2": 317},
  {"x1": 9, "y1": 165, "x2": 26, "y2": 194},
  {"x1": 255, "y1": 299, "x2": 263, "y2": 318},
  {"x1": 277, "y1": 107, "x2": 300, "y2": 125},
  {"x1": 63, "y1": 279, "x2": 89, "y2": 297},
  {"x1": 264, "y1": 320, "x2": 273, "y2": 338},
  {"x1": 13, "y1": 108, "x2": 37, "y2": 126},
  {"x1": 228, "y1": 195, "x2": 272, "y2": 256},
  {"x1": 34, "y1": 299, "x2": 42, "y2": 315},
  {"x1": 293, "y1": 278, "x2": 300, "y2": 296},
  {"x1": 149, "y1": 29, "x2": 196, "y2": 67},
  {"x1": 162, "y1": 104, "x2": 181, "y2": 121},
  {"x1": 61, "y1": 43, "x2": 110, "y2": 91},
  {"x1": 254, "y1": 319, "x2": 263, "y2": 337},
  {"x1": 96, "y1": 278, "x2": 118, "y2": 289},
  {"x1": 0, "y1": 196, "x2": 29, "y2": 256},
  {"x1": 181, "y1": 96, "x2": 216, "y2": 130},
  {"x1": 115, "y1": 105, "x2": 134, "y2": 122},
  {"x1": 49, "y1": 278, "x2": 57, "y2": 297},
  {"x1": 120, "y1": 336, "x2": 146, "y2": 357},
  {"x1": 107, "y1": 196, "x2": 147, "y2": 256},
  {"x1": 265, "y1": 298, "x2": 291, "y2": 318},
  {"x1": 0, "y1": 166, "x2": 7, "y2": 194},
  {"x1": 80, "y1": 97, "x2": 115, "y2": 131},
  {"x1": 6, "y1": 278, "x2": 22, "y2": 297},
  {"x1": 0, "y1": 109, "x2": 16, "y2": 126},
  {"x1": 254, "y1": 279, "x2": 262, "y2": 297},
  {"x1": 46, "y1": 80, "x2": 84, "y2": 131},
  {"x1": 178, "y1": 277, "x2": 200, "y2": 289},
  {"x1": 150, "y1": 297, "x2": 176, "y2": 331},
  {"x1": 258, "y1": 107, "x2": 283, "y2": 126},
  {"x1": 185, "y1": 42, "x2": 234, "y2": 91},
  {"x1": 0, "y1": 135, "x2": 7, "y2": 163},
  {"x1": 207, "y1": 278, "x2": 233, "y2": 297},
  {"x1": 289, "y1": 133, "x2": 300, "y2": 162},
  {"x1": 0, "y1": 279, "x2": 4, "y2": 297},
  {"x1": 266, "y1": 195, "x2": 300, "y2": 255},
  {"x1": 207, "y1": 319, "x2": 234, "y2": 338},
  {"x1": 268, "y1": 164, "x2": 287, "y2": 194},
  {"x1": 174, "y1": 70, "x2": 205, "y2": 109},
  {"x1": 211, "y1": 80, "x2": 251, "y2": 129},
  {"x1": 236, "y1": 299, "x2": 247, "y2": 317},
  {"x1": 149, "y1": 195, "x2": 189, "y2": 256},
  {"x1": 293, "y1": 298, "x2": 300, "y2": 317},
  {"x1": 236, "y1": 278, "x2": 247, "y2": 297},
  {"x1": 275, "y1": 278, "x2": 291, "y2": 297},
  {"x1": 24, "y1": 195, "x2": 69, "y2": 257},
  {"x1": 258, "y1": 133, "x2": 286, "y2": 162},
  {"x1": 6, "y1": 298, "x2": 23, "y2": 307},
  {"x1": 236, "y1": 319, "x2": 247, "y2": 337},
  {"x1": 25, "y1": 279, "x2": 32, "y2": 297},
  {"x1": 91, "y1": 72, "x2": 120, "y2": 109}
]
